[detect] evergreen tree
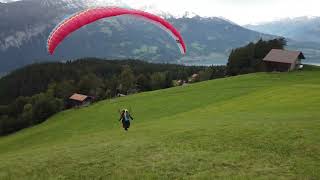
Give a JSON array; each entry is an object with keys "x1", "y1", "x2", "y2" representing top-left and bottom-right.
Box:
[
  {"x1": 119, "y1": 65, "x2": 136, "y2": 94},
  {"x1": 227, "y1": 38, "x2": 287, "y2": 75},
  {"x1": 136, "y1": 74, "x2": 150, "y2": 91},
  {"x1": 150, "y1": 72, "x2": 167, "y2": 90}
]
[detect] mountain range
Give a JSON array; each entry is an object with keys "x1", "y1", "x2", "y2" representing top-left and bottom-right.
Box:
[
  {"x1": 246, "y1": 17, "x2": 320, "y2": 66},
  {"x1": 245, "y1": 17, "x2": 320, "y2": 43},
  {"x1": 0, "y1": 0, "x2": 319, "y2": 74}
]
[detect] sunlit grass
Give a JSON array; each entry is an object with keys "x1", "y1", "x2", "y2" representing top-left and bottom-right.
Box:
[{"x1": 0, "y1": 67, "x2": 320, "y2": 179}]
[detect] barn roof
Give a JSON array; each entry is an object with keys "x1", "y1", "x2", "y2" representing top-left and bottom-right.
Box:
[
  {"x1": 69, "y1": 93, "x2": 88, "y2": 102},
  {"x1": 263, "y1": 49, "x2": 305, "y2": 64},
  {"x1": 192, "y1": 74, "x2": 199, "y2": 78}
]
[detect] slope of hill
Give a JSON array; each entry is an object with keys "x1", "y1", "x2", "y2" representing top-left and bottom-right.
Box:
[{"x1": 0, "y1": 67, "x2": 319, "y2": 179}]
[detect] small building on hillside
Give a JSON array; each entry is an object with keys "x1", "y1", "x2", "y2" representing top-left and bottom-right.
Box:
[
  {"x1": 69, "y1": 93, "x2": 94, "y2": 107},
  {"x1": 263, "y1": 49, "x2": 305, "y2": 72},
  {"x1": 117, "y1": 93, "x2": 126, "y2": 97},
  {"x1": 175, "y1": 80, "x2": 188, "y2": 86},
  {"x1": 192, "y1": 73, "x2": 199, "y2": 79},
  {"x1": 190, "y1": 74, "x2": 200, "y2": 82}
]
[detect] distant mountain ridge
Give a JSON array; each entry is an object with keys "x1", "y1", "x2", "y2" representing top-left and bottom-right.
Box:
[
  {"x1": 245, "y1": 17, "x2": 320, "y2": 43},
  {"x1": 0, "y1": 0, "x2": 277, "y2": 73},
  {"x1": 246, "y1": 17, "x2": 320, "y2": 65},
  {"x1": 1, "y1": 0, "x2": 318, "y2": 74}
]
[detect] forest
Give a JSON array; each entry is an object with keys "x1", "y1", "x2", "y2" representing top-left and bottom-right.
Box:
[
  {"x1": 227, "y1": 38, "x2": 287, "y2": 75},
  {"x1": 0, "y1": 59, "x2": 226, "y2": 135},
  {"x1": 0, "y1": 38, "x2": 285, "y2": 135}
]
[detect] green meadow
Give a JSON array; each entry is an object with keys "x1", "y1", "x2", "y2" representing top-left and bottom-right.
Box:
[{"x1": 1, "y1": 66, "x2": 320, "y2": 179}]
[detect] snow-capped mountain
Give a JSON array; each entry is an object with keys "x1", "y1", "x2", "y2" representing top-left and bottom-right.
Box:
[
  {"x1": 2, "y1": 0, "x2": 318, "y2": 74},
  {"x1": 0, "y1": 0, "x2": 128, "y2": 51},
  {"x1": 245, "y1": 16, "x2": 320, "y2": 43},
  {"x1": 0, "y1": 0, "x2": 126, "y2": 6},
  {"x1": 0, "y1": 0, "x2": 19, "y2": 2},
  {"x1": 245, "y1": 16, "x2": 320, "y2": 66}
]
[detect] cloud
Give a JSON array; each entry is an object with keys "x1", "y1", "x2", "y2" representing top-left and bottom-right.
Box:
[
  {"x1": 124, "y1": 0, "x2": 320, "y2": 24},
  {"x1": 1, "y1": 0, "x2": 319, "y2": 24}
]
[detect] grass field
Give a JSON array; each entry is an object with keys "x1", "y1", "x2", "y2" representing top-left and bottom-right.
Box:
[{"x1": 0, "y1": 67, "x2": 320, "y2": 179}]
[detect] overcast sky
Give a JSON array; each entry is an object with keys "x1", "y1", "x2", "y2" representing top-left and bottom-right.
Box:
[
  {"x1": 123, "y1": 0, "x2": 320, "y2": 25},
  {"x1": 1, "y1": 0, "x2": 319, "y2": 25}
]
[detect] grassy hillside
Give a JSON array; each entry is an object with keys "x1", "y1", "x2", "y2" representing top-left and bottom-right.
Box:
[{"x1": 0, "y1": 67, "x2": 320, "y2": 179}]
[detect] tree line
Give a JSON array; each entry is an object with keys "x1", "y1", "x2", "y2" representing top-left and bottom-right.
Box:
[
  {"x1": 226, "y1": 38, "x2": 287, "y2": 75},
  {"x1": 0, "y1": 38, "x2": 286, "y2": 136},
  {"x1": 0, "y1": 59, "x2": 226, "y2": 135}
]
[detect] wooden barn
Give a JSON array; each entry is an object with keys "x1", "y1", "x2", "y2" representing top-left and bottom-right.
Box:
[
  {"x1": 263, "y1": 49, "x2": 305, "y2": 72},
  {"x1": 69, "y1": 93, "x2": 94, "y2": 107},
  {"x1": 189, "y1": 73, "x2": 200, "y2": 83}
]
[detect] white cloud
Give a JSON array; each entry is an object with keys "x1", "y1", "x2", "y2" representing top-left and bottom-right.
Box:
[
  {"x1": 123, "y1": 0, "x2": 320, "y2": 25},
  {"x1": 2, "y1": 0, "x2": 319, "y2": 24}
]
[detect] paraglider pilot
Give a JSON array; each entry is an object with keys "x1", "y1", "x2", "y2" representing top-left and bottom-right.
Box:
[{"x1": 119, "y1": 109, "x2": 134, "y2": 131}]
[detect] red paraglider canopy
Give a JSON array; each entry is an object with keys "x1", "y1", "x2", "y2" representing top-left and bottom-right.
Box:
[{"x1": 47, "y1": 7, "x2": 186, "y2": 55}]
